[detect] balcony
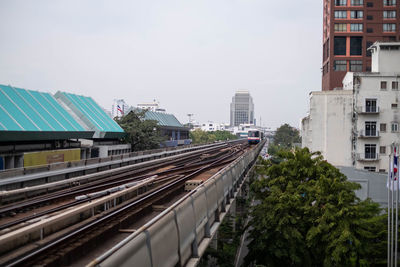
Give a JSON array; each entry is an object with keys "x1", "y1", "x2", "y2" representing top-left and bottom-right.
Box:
[
  {"x1": 358, "y1": 130, "x2": 380, "y2": 138},
  {"x1": 356, "y1": 106, "x2": 380, "y2": 114},
  {"x1": 356, "y1": 153, "x2": 380, "y2": 161}
]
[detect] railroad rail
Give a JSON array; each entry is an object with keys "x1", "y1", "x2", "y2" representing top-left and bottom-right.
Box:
[{"x1": 0, "y1": 140, "x2": 250, "y2": 266}]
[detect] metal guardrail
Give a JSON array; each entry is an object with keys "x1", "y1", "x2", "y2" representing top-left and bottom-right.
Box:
[
  {"x1": 356, "y1": 106, "x2": 380, "y2": 114},
  {"x1": 358, "y1": 130, "x2": 380, "y2": 138},
  {"x1": 88, "y1": 140, "x2": 265, "y2": 267},
  {"x1": 356, "y1": 153, "x2": 380, "y2": 161}
]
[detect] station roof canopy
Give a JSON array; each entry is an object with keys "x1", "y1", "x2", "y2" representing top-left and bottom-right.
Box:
[
  {"x1": 144, "y1": 110, "x2": 185, "y2": 128},
  {"x1": 54, "y1": 91, "x2": 125, "y2": 139},
  {"x1": 0, "y1": 84, "x2": 94, "y2": 142}
]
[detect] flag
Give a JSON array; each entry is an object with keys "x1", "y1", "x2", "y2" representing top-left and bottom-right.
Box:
[
  {"x1": 387, "y1": 156, "x2": 393, "y2": 190},
  {"x1": 394, "y1": 147, "x2": 398, "y2": 178},
  {"x1": 387, "y1": 146, "x2": 399, "y2": 191},
  {"x1": 117, "y1": 105, "x2": 124, "y2": 115}
]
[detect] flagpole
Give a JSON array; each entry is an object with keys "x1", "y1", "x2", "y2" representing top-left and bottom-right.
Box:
[
  {"x1": 395, "y1": 144, "x2": 399, "y2": 266},
  {"x1": 389, "y1": 150, "x2": 392, "y2": 267}
]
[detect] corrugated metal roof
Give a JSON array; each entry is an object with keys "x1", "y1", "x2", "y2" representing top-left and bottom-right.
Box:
[
  {"x1": 0, "y1": 84, "x2": 89, "y2": 132},
  {"x1": 144, "y1": 110, "x2": 184, "y2": 128},
  {"x1": 55, "y1": 91, "x2": 124, "y2": 138}
]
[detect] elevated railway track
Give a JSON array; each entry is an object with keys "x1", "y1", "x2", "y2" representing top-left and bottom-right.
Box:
[{"x1": 0, "y1": 140, "x2": 258, "y2": 267}]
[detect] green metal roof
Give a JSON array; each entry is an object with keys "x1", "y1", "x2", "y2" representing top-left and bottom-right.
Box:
[
  {"x1": 55, "y1": 91, "x2": 125, "y2": 139},
  {"x1": 0, "y1": 84, "x2": 93, "y2": 141},
  {"x1": 144, "y1": 110, "x2": 184, "y2": 128}
]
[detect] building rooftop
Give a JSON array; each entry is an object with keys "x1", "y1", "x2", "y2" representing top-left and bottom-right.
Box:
[
  {"x1": 144, "y1": 110, "x2": 184, "y2": 128},
  {"x1": 0, "y1": 84, "x2": 93, "y2": 141},
  {"x1": 55, "y1": 91, "x2": 124, "y2": 139}
]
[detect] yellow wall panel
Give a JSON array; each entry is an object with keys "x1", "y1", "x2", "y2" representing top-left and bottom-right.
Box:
[{"x1": 24, "y1": 148, "x2": 81, "y2": 167}]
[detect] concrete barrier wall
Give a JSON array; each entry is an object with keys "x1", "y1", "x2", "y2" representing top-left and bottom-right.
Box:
[{"x1": 96, "y1": 141, "x2": 265, "y2": 267}]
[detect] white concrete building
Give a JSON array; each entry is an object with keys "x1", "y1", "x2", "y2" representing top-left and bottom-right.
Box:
[
  {"x1": 200, "y1": 122, "x2": 228, "y2": 132},
  {"x1": 302, "y1": 42, "x2": 400, "y2": 172},
  {"x1": 137, "y1": 100, "x2": 166, "y2": 113},
  {"x1": 301, "y1": 90, "x2": 353, "y2": 167}
]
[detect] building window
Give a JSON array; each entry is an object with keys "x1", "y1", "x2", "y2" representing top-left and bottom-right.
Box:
[
  {"x1": 350, "y1": 60, "x2": 363, "y2": 71},
  {"x1": 365, "y1": 144, "x2": 377, "y2": 159},
  {"x1": 383, "y1": 11, "x2": 397, "y2": 19},
  {"x1": 367, "y1": 28, "x2": 373, "y2": 33},
  {"x1": 381, "y1": 45, "x2": 400, "y2": 50},
  {"x1": 351, "y1": 10, "x2": 364, "y2": 18},
  {"x1": 392, "y1": 122, "x2": 399, "y2": 132},
  {"x1": 364, "y1": 166, "x2": 376, "y2": 172},
  {"x1": 392, "y1": 103, "x2": 398, "y2": 109},
  {"x1": 334, "y1": 37, "x2": 347, "y2": 55},
  {"x1": 365, "y1": 121, "x2": 377, "y2": 136},
  {"x1": 380, "y1": 123, "x2": 387, "y2": 132},
  {"x1": 351, "y1": 0, "x2": 364, "y2": 5},
  {"x1": 366, "y1": 2, "x2": 374, "y2": 7},
  {"x1": 366, "y1": 99, "x2": 377, "y2": 112},
  {"x1": 393, "y1": 81, "x2": 399, "y2": 90},
  {"x1": 384, "y1": 0, "x2": 396, "y2": 6},
  {"x1": 350, "y1": 37, "x2": 363, "y2": 55},
  {"x1": 367, "y1": 15, "x2": 374, "y2": 20},
  {"x1": 334, "y1": 60, "x2": 347, "y2": 71},
  {"x1": 350, "y1": 23, "x2": 363, "y2": 32},
  {"x1": 335, "y1": 23, "x2": 347, "y2": 32},
  {"x1": 381, "y1": 81, "x2": 387, "y2": 90},
  {"x1": 336, "y1": 0, "x2": 347, "y2": 5},
  {"x1": 380, "y1": 146, "x2": 387, "y2": 154},
  {"x1": 335, "y1": 11, "x2": 348, "y2": 18},
  {"x1": 383, "y1": 24, "x2": 396, "y2": 32}
]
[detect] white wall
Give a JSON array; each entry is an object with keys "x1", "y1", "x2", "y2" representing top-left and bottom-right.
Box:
[{"x1": 301, "y1": 90, "x2": 353, "y2": 166}]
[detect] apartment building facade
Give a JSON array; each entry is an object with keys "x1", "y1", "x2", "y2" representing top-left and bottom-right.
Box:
[
  {"x1": 322, "y1": 0, "x2": 400, "y2": 91},
  {"x1": 303, "y1": 42, "x2": 400, "y2": 172}
]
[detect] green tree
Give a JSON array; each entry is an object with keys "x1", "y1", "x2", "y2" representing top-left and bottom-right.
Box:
[
  {"x1": 244, "y1": 148, "x2": 387, "y2": 267},
  {"x1": 116, "y1": 110, "x2": 165, "y2": 151},
  {"x1": 190, "y1": 129, "x2": 216, "y2": 144},
  {"x1": 273, "y1": 123, "x2": 301, "y2": 149},
  {"x1": 190, "y1": 130, "x2": 236, "y2": 144},
  {"x1": 213, "y1": 130, "x2": 238, "y2": 141}
]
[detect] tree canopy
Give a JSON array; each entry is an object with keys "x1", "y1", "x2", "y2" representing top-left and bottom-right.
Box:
[
  {"x1": 116, "y1": 110, "x2": 165, "y2": 151},
  {"x1": 244, "y1": 148, "x2": 387, "y2": 267},
  {"x1": 273, "y1": 123, "x2": 301, "y2": 149},
  {"x1": 190, "y1": 129, "x2": 237, "y2": 144}
]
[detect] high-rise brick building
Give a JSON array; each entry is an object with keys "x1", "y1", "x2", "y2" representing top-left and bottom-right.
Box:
[{"x1": 322, "y1": 0, "x2": 400, "y2": 91}]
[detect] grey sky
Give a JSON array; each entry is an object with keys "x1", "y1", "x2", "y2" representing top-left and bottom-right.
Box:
[{"x1": 0, "y1": 0, "x2": 322, "y2": 130}]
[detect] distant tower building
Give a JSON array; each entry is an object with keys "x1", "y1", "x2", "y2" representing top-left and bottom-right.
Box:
[
  {"x1": 230, "y1": 91, "x2": 254, "y2": 127},
  {"x1": 112, "y1": 99, "x2": 129, "y2": 118},
  {"x1": 322, "y1": 0, "x2": 400, "y2": 91}
]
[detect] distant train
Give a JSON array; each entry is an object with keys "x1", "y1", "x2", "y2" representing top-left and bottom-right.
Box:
[{"x1": 247, "y1": 130, "x2": 262, "y2": 144}]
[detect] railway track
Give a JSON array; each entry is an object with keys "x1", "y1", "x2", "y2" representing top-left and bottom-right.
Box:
[
  {"x1": 0, "y1": 140, "x2": 248, "y2": 267},
  {"x1": 0, "y1": 142, "x2": 238, "y2": 223}
]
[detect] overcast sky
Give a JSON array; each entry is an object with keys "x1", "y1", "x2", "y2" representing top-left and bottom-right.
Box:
[{"x1": 0, "y1": 0, "x2": 322, "y2": 130}]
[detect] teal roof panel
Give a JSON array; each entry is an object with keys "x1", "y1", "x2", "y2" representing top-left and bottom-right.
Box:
[
  {"x1": 55, "y1": 91, "x2": 124, "y2": 138},
  {"x1": 0, "y1": 84, "x2": 93, "y2": 141},
  {"x1": 144, "y1": 111, "x2": 184, "y2": 128},
  {"x1": 39, "y1": 92, "x2": 85, "y2": 131}
]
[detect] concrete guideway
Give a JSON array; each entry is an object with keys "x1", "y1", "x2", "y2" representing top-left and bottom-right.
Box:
[{"x1": 89, "y1": 140, "x2": 265, "y2": 267}]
